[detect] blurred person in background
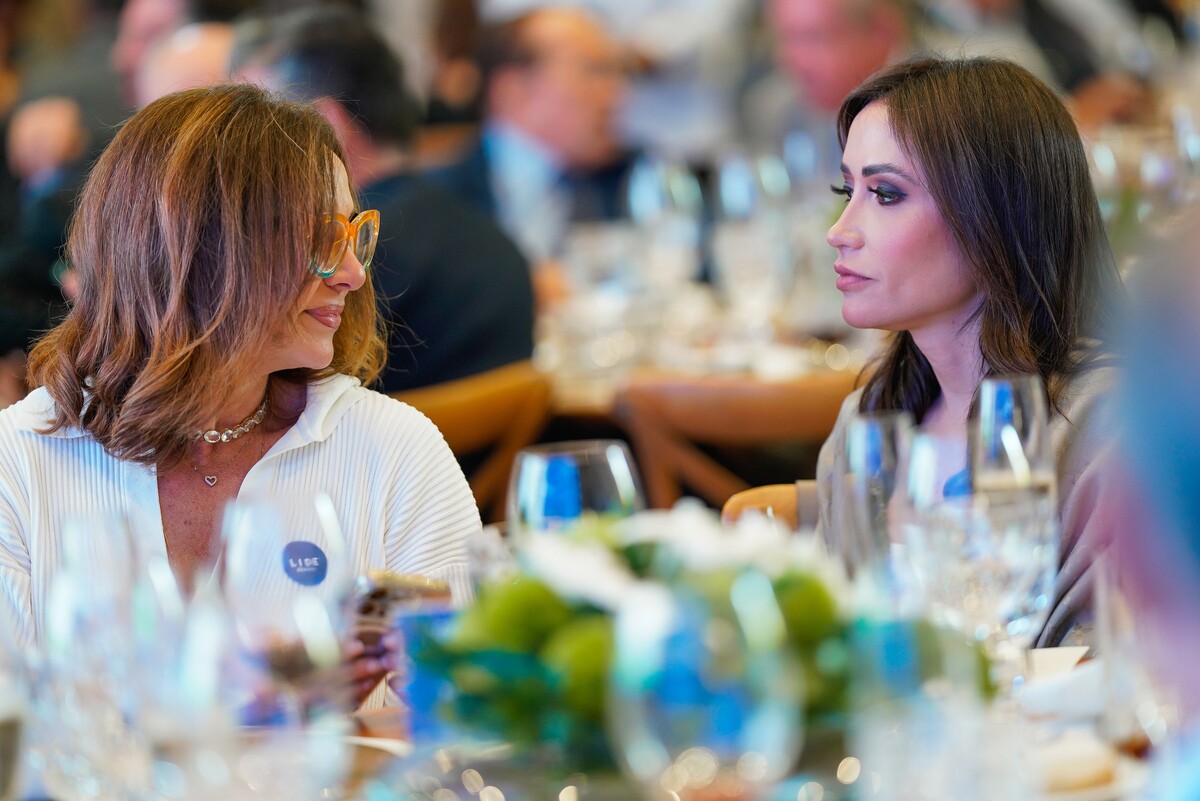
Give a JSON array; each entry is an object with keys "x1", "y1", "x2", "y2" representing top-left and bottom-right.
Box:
[
  {"x1": 743, "y1": 0, "x2": 915, "y2": 175},
  {"x1": 1117, "y1": 201, "x2": 1200, "y2": 792},
  {"x1": 112, "y1": 0, "x2": 189, "y2": 106},
  {"x1": 915, "y1": 0, "x2": 1161, "y2": 132},
  {"x1": 133, "y1": 20, "x2": 235, "y2": 106},
  {"x1": 422, "y1": 6, "x2": 633, "y2": 308},
  {"x1": 0, "y1": 83, "x2": 480, "y2": 703},
  {"x1": 0, "y1": 1, "x2": 83, "y2": 407},
  {"x1": 234, "y1": 4, "x2": 535, "y2": 392},
  {"x1": 479, "y1": 0, "x2": 754, "y2": 169},
  {"x1": 815, "y1": 57, "x2": 1125, "y2": 647}
]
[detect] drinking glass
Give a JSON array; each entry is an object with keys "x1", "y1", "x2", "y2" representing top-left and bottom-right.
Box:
[
  {"x1": 905, "y1": 493, "x2": 1057, "y2": 693},
  {"x1": 0, "y1": 626, "x2": 24, "y2": 801},
  {"x1": 625, "y1": 155, "x2": 703, "y2": 292},
  {"x1": 609, "y1": 573, "x2": 805, "y2": 801},
  {"x1": 33, "y1": 513, "x2": 150, "y2": 801},
  {"x1": 713, "y1": 152, "x2": 790, "y2": 221},
  {"x1": 842, "y1": 411, "x2": 914, "y2": 582},
  {"x1": 506, "y1": 440, "x2": 644, "y2": 541},
  {"x1": 220, "y1": 492, "x2": 354, "y2": 724},
  {"x1": 971, "y1": 373, "x2": 1055, "y2": 501},
  {"x1": 709, "y1": 152, "x2": 796, "y2": 348}
]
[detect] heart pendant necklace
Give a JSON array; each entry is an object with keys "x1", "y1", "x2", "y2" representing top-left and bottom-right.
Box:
[{"x1": 189, "y1": 397, "x2": 270, "y2": 488}]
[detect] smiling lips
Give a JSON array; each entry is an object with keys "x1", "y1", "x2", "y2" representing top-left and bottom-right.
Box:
[
  {"x1": 834, "y1": 263, "x2": 871, "y2": 292},
  {"x1": 305, "y1": 305, "x2": 343, "y2": 329}
]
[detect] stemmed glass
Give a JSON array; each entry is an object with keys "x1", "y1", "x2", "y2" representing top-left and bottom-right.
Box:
[
  {"x1": 608, "y1": 573, "x2": 805, "y2": 801},
  {"x1": 971, "y1": 374, "x2": 1056, "y2": 501},
  {"x1": 710, "y1": 152, "x2": 795, "y2": 348},
  {"x1": 903, "y1": 374, "x2": 1059, "y2": 692},
  {"x1": 626, "y1": 155, "x2": 703, "y2": 292},
  {"x1": 506, "y1": 440, "x2": 645, "y2": 542},
  {"x1": 220, "y1": 491, "x2": 354, "y2": 725},
  {"x1": 841, "y1": 411, "x2": 914, "y2": 585}
]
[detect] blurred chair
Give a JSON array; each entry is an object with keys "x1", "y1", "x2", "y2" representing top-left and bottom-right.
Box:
[
  {"x1": 721, "y1": 480, "x2": 820, "y2": 531},
  {"x1": 391, "y1": 361, "x2": 550, "y2": 522},
  {"x1": 613, "y1": 370, "x2": 858, "y2": 510}
]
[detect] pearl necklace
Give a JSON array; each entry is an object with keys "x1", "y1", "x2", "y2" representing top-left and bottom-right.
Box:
[{"x1": 194, "y1": 397, "x2": 269, "y2": 444}]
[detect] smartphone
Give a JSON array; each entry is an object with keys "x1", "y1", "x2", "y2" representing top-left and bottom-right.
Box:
[{"x1": 353, "y1": 570, "x2": 452, "y2": 649}]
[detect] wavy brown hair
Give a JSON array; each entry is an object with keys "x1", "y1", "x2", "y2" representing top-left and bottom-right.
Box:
[
  {"x1": 837, "y1": 57, "x2": 1121, "y2": 420},
  {"x1": 28, "y1": 83, "x2": 386, "y2": 464}
]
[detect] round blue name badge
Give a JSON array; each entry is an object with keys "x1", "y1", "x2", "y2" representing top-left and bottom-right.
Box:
[{"x1": 282, "y1": 541, "x2": 328, "y2": 586}]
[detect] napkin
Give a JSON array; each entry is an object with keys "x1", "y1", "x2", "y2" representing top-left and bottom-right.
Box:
[{"x1": 1018, "y1": 655, "x2": 1104, "y2": 722}]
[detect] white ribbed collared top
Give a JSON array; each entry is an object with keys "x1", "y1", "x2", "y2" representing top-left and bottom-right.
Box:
[{"x1": 0, "y1": 374, "x2": 480, "y2": 650}]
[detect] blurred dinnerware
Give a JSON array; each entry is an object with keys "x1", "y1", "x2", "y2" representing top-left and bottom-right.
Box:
[
  {"x1": 609, "y1": 574, "x2": 804, "y2": 801},
  {"x1": 220, "y1": 492, "x2": 353, "y2": 725},
  {"x1": 32, "y1": 514, "x2": 149, "y2": 801},
  {"x1": 905, "y1": 491, "x2": 1057, "y2": 694}
]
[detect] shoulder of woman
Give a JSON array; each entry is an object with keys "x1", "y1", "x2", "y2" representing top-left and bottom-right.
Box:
[
  {"x1": 0, "y1": 387, "x2": 91, "y2": 447},
  {"x1": 835, "y1": 387, "x2": 865, "y2": 423},
  {"x1": 328, "y1": 380, "x2": 443, "y2": 433},
  {"x1": 1056, "y1": 358, "x2": 1119, "y2": 421}
]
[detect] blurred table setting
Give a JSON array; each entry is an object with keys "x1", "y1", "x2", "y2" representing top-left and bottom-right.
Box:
[
  {"x1": 0, "y1": 431, "x2": 1185, "y2": 801},
  {"x1": 529, "y1": 150, "x2": 880, "y2": 419}
]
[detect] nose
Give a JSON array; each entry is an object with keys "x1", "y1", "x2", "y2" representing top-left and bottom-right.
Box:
[
  {"x1": 324, "y1": 247, "x2": 367, "y2": 292},
  {"x1": 826, "y1": 203, "x2": 864, "y2": 251}
]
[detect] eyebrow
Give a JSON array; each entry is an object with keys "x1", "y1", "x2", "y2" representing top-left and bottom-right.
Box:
[{"x1": 839, "y1": 162, "x2": 918, "y2": 182}]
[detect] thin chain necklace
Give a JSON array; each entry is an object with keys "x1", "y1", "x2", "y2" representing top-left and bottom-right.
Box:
[{"x1": 189, "y1": 397, "x2": 270, "y2": 487}]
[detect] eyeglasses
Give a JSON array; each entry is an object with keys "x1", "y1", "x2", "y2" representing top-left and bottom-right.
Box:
[{"x1": 311, "y1": 209, "x2": 380, "y2": 278}]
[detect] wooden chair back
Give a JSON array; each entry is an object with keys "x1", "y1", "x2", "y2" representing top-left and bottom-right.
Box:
[
  {"x1": 392, "y1": 361, "x2": 550, "y2": 522},
  {"x1": 614, "y1": 370, "x2": 857, "y2": 509}
]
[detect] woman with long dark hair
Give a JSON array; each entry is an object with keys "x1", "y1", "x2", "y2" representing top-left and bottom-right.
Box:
[{"x1": 817, "y1": 56, "x2": 1123, "y2": 645}]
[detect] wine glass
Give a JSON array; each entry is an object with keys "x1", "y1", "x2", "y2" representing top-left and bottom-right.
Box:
[
  {"x1": 609, "y1": 573, "x2": 805, "y2": 801},
  {"x1": 901, "y1": 421, "x2": 1058, "y2": 695},
  {"x1": 971, "y1": 373, "x2": 1055, "y2": 501},
  {"x1": 506, "y1": 440, "x2": 645, "y2": 542},
  {"x1": 709, "y1": 153, "x2": 795, "y2": 349},
  {"x1": 625, "y1": 155, "x2": 703, "y2": 300},
  {"x1": 220, "y1": 491, "x2": 354, "y2": 725},
  {"x1": 841, "y1": 411, "x2": 914, "y2": 583}
]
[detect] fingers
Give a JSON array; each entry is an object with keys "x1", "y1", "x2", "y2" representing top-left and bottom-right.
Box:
[{"x1": 343, "y1": 629, "x2": 406, "y2": 706}]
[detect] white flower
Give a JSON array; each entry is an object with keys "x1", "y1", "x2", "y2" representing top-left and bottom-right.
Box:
[{"x1": 518, "y1": 533, "x2": 638, "y2": 612}]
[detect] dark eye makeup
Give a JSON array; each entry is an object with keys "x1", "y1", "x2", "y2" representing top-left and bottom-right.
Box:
[
  {"x1": 829, "y1": 182, "x2": 907, "y2": 205},
  {"x1": 830, "y1": 183, "x2": 852, "y2": 201}
]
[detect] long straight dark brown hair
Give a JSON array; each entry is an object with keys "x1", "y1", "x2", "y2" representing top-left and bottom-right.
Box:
[
  {"x1": 837, "y1": 57, "x2": 1121, "y2": 420},
  {"x1": 28, "y1": 83, "x2": 387, "y2": 464}
]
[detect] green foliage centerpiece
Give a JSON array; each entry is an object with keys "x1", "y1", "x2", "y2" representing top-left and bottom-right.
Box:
[{"x1": 405, "y1": 502, "x2": 858, "y2": 772}]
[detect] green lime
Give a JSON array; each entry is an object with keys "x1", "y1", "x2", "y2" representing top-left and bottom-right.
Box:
[
  {"x1": 450, "y1": 576, "x2": 573, "y2": 653},
  {"x1": 774, "y1": 572, "x2": 839, "y2": 645},
  {"x1": 539, "y1": 615, "x2": 613, "y2": 720}
]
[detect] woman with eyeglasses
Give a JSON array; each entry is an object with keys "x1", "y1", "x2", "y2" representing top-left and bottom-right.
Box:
[{"x1": 0, "y1": 84, "x2": 480, "y2": 705}]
